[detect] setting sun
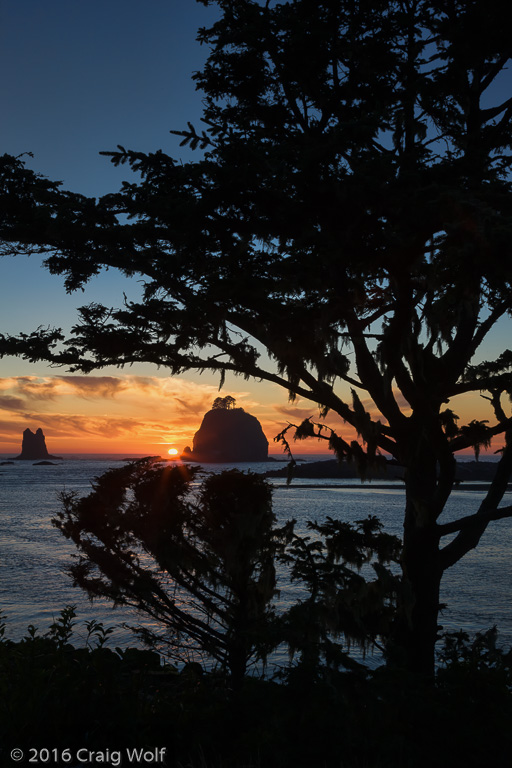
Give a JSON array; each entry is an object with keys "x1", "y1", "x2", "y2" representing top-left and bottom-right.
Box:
[{"x1": 168, "y1": 448, "x2": 179, "y2": 456}]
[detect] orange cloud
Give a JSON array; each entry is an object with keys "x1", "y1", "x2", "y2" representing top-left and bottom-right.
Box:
[
  {"x1": 0, "y1": 395, "x2": 25, "y2": 411},
  {"x1": 12, "y1": 377, "x2": 61, "y2": 400},
  {"x1": 56, "y1": 376, "x2": 131, "y2": 399},
  {"x1": 274, "y1": 405, "x2": 322, "y2": 422}
]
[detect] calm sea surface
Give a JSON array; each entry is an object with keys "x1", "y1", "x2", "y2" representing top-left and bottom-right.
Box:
[{"x1": 1, "y1": 454, "x2": 512, "y2": 666}]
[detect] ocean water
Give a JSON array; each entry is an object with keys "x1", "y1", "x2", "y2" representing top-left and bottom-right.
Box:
[{"x1": 1, "y1": 454, "x2": 511, "y2": 667}]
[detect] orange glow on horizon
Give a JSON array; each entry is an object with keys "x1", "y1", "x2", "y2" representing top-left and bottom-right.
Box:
[{"x1": 0, "y1": 373, "x2": 503, "y2": 458}]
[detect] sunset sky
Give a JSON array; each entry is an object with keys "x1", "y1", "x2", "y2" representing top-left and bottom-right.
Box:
[{"x1": 1, "y1": 0, "x2": 510, "y2": 456}]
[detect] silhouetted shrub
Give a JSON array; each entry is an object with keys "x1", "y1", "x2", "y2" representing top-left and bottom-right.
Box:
[{"x1": 54, "y1": 461, "x2": 290, "y2": 688}]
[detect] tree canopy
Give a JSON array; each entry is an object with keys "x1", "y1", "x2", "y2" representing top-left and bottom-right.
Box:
[
  {"x1": 212, "y1": 395, "x2": 238, "y2": 410},
  {"x1": 2, "y1": 0, "x2": 512, "y2": 675}
]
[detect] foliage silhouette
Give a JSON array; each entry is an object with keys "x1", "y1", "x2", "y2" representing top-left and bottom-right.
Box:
[
  {"x1": 52, "y1": 459, "x2": 401, "y2": 684},
  {"x1": 53, "y1": 460, "x2": 289, "y2": 687},
  {"x1": 212, "y1": 395, "x2": 237, "y2": 410},
  {"x1": 0, "y1": 607, "x2": 165, "y2": 755},
  {"x1": 281, "y1": 514, "x2": 401, "y2": 675},
  {"x1": 2, "y1": 0, "x2": 512, "y2": 675},
  {"x1": 2, "y1": 609, "x2": 512, "y2": 767}
]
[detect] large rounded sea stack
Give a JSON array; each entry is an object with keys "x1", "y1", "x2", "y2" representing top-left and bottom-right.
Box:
[{"x1": 183, "y1": 396, "x2": 268, "y2": 462}]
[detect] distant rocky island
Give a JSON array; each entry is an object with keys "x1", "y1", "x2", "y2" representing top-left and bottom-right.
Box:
[
  {"x1": 182, "y1": 396, "x2": 268, "y2": 462},
  {"x1": 266, "y1": 457, "x2": 505, "y2": 483},
  {"x1": 266, "y1": 458, "x2": 402, "y2": 480},
  {"x1": 12, "y1": 428, "x2": 62, "y2": 461}
]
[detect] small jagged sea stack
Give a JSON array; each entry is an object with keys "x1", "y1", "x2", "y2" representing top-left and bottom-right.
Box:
[
  {"x1": 14, "y1": 428, "x2": 62, "y2": 460},
  {"x1": 182, "y1": 397, "x2": 268, "y2": 462}
]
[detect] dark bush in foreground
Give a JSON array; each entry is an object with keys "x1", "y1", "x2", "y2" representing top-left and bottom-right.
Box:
[
  {"x1": 1, "y1": 611, "x2": 512, "y2": 768},
  {"x1": 54, "y1": 462, "x2": 290, "y2": 690}
]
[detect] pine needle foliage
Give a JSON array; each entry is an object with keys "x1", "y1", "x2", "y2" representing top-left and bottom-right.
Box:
[{"x1": 54, "y1": 460, "x2": 289, "y2": 686}]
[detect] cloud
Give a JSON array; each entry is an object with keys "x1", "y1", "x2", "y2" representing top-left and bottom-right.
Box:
[
  {"x1": 274, "y1": 405, "x2": 320, "y2": 422},
  {"x1": 357, "y1": 390, "x2": 412, "y2": 417},
  {"x1": 0, "y1": 435, "x2": 19, "y2": 445},
  {"x1": 393, "y1": 391, "x2": 412, "y2": 412},
  {"x1": 56, "y1": 376, "x2": 130, "y2": 399},
  {"x1": 0, "y1": 375, "x2": 140, "y2": 402},
  {"x1": 273, "y1": 403, "x2": 347, "y2": 430},
  {"x1": 0, "y1": 375, "x2": 251, "y2": 411},
  {"x1": 0, "y1": 395, "x2": 25, "y2": 411},
  {"x1": 6, "y1": 377, "x2": 60, "y2": 400},
  {"x1": 0, "y1": 419, "x2": 24, "y2": 435},
  {"x1": 20, "y1": 412, "x2": 140, "y2": 438}
]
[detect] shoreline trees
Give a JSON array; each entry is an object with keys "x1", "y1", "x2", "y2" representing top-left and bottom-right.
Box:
[{"x1": 2, "y1": 0, "x2": 512, "y2": 676}]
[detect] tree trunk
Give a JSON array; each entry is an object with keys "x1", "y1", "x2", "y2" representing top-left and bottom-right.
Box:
[
  {"x1": 227, "y1": 636, "x2": 247, "y2": 692},
  {"x1": 391, "y1": 451, "x2": 443, "y2": 679},
  {"x1": 226, "y1": 589, "x2": 250, "y2": 692},
  {"x1": 400, "y1": 517, "x2": 442, "y2": 677}
]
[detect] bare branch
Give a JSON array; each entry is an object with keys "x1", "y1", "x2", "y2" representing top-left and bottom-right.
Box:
[
  {"x1": 438, "y1": 504, "x2": 512, "y2": 537},
  {"x1": 440, "y1": 427, "x2": 512, "y2": 569}
]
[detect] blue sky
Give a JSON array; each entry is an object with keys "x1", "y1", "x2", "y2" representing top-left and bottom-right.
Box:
[
  {"x1": 0, "y1": 0, "x2": 221, "y2": 354},
  {"x1": 1, "y1": 0, "x2": 218, "y2": 195}
]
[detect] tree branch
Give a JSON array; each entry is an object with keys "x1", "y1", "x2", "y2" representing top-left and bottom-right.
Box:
[
  {"x1": 345, "y1": 310, "x2": 407, "y2": 435},
  {"x1": 467, "y1": 301, "x2": 509, "y2": 358},
  {"x1": 438, "y1": 504, "x2": 512, "y2": 537},
  {"x1": 440, "y1": 426, "x2": 512, "y2": 569},
  {"x1": 448, "y1": 418, "x2": 512, "y2": 453}
]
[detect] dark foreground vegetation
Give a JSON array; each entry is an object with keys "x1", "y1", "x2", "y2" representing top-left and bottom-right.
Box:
[
  {"x1": 1, "y1": 609, "x2": 512, "y2": 768},
  {"x1": 2, "y1": 465, "x2": 512, "y2": 768}
]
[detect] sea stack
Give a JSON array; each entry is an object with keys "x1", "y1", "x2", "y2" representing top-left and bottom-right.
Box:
[
  {"x1": 182, "y1": 397, "x2": 268, "y2": 462},
  {"x1": 14, "y1": 428, "x2": 62, "y2": 460}
]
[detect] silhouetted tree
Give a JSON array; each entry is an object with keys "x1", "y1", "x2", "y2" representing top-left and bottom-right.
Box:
[
  {"x1": 54, "y1": 460, "x2": 288, "y2": 688},
  {"x1": 212, "y1": 395, "x2": 237, "y2": 410},
  {"x1": 2, "y1": 0, "x2": 512, "y2": 676}
]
